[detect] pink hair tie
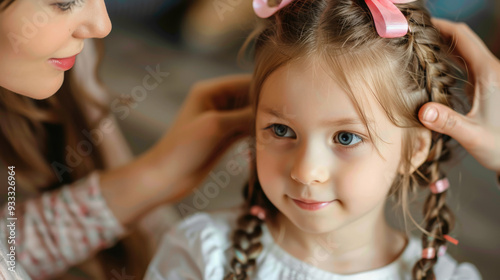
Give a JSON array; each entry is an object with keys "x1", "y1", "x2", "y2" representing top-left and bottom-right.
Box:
[
  {"x1": 438, "y1": 245, "x2": 447, "y2": 257},
  {"x1": 422, "y1": 247, "x2": 436, "y2": 259},
  {"x1": 429, "y1": 177, "x2": 450, "y2": 194},
  {"x1": 444, "y1": 234, "x2": 459, "y2": 245},
  {"x1": 250, "y1": 205, "x2": 267, "y2": 220},
  {"x1": 252, "y1": 0, "x2": 415, "y2": 38}
]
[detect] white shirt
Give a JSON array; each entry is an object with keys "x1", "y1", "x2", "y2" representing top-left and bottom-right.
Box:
[{"x1": 145, "y1": 208, "x2": 481, "y2": 280}]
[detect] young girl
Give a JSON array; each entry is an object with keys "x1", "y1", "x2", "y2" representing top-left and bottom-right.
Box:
[{"x1": 145, "y1": 0, "x2": 484, "y2": 279}]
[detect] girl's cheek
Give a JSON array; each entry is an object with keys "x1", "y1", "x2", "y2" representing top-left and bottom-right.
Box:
[
  {"x1": 257, "y1": 149, "x2": 279, "y2": 180},
  {"x1": 335, "y1": 156, "x2": 387, "y2": 199},
  {"x1": 255, "y1": 130, "x2": 277, "y2": 153}
]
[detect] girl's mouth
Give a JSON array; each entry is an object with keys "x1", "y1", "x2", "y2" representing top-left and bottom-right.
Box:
[{"x1": 291, "y1": 198, "x2": 337, "y2": 211}]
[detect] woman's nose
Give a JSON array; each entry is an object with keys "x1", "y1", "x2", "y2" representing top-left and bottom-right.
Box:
[
  {"x1": 73, "y1": 0, "x2": 112, "y2": 39},
  {"x1": 290, "y1": 143, "x2": 330, "y2": 186}
]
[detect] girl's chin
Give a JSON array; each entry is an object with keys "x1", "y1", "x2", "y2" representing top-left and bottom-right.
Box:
[
  {"x1": 284, "y1": 213, "x2": 343, "y2": 234},
  {"x1": 295, "y1": 221, "x2": 340, "y2": 234}
]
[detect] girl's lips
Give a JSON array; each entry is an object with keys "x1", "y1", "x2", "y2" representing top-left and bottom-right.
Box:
[
  {"x1": 292, "y1": 198, "x2": 337, "y2": 211},
  {"x1": 48, "y1": 55, "x2": 77, "y2": 71}
]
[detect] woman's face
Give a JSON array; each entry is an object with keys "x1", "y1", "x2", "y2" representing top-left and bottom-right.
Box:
[
  {"x1": 255, "y1": 57, "x2": 404, "y2": 234},
  {"x1": 0, "y1": 0, "x2": 111, "y2": 99}
]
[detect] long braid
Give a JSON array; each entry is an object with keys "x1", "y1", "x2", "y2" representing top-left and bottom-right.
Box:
[
  {"x1": 412, "y1": 137, "x2": 455, "y2": 280},
  {"x1": 401, "y1": 4, "x2": 457, "y2": 280},
  {"x1": 223, "y1": 212, "x2": 264, "y2": 280},
  {"x1": 224, "y1": 166, "x2": 275, "y2": 280}
]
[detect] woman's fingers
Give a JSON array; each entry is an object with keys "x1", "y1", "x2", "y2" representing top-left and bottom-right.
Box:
[
  {"x1": 419, "y1": 102, "x2": 482, "y2": 150},
  {"x1": 171, "y1": 74, "x2": 252, "y2": 131},
  {"x1": 192, "y1": 74, "x2": 252, "y2": 110},
  {"x1": 432, "y1": 18, "x2": 498, "y2": 78}
]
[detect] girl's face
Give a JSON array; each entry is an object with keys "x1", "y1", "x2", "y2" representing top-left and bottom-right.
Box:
[
  {"x1": 255, "y1": 58, "x2": 404, "y2": 234},
  {"x1": 0, "y1": 0, "x2": 111, "y2": 99}
]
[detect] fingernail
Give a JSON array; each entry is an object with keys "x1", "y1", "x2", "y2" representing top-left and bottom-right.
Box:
[{"x1": 423, "y1": 107, "x2": 438, "y2": 122}]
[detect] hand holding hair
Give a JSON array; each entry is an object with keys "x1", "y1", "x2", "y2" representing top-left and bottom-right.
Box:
[
  {"x1": 418, "y1": 18, "x2": 500, "y2": 176},
  {"x1": 100, "y1": 74, "x2": 253, "y2": 226}
]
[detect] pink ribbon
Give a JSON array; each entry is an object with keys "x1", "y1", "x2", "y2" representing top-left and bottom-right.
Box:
[
  {"x1": 252, "y1": 0, "x2": 416, "y2": 38},
  {"x1": 253, "y1": 0, "x2": 294, "y2": 18},
  {"x1": 365, "y1": 0, "x2": 416, "y2": 38}
]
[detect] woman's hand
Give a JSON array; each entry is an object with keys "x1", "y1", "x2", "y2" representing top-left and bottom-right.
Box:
[
  {"x1": 145, "y1": 74, "x2": 253, "y2": 200},
  {"x1": 418, "y1": 18, "x2": 500, "y2": 174},
  {"x1": 100, "y1": 74, "x2": 253, "y2": 226}
]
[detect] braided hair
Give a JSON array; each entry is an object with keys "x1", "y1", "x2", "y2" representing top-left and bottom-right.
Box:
[
  {"x1": 225, "y1": 1, "x2": 460, "y2": 279},
  {"x1": 401, "y1": 4, "x2": 457, "y2": 280}
]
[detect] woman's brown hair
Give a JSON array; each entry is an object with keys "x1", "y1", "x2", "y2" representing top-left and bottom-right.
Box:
[{"x1": 225, "y1": 1, "x2": 460, "y2": 279}]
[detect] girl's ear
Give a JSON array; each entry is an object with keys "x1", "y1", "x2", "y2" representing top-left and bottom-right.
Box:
[{"x1": 399, "y1": 128, "x2": 432, "y2": 174}]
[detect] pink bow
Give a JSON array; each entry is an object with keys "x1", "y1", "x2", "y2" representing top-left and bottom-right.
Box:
[
  {"x1": 253, "y1": 0, "x2": 294, "y2": 18},
  {"x1": 252, "y1": 0, "x2": 416, "y2": 38},
  {"x1": 365, "y1": 0, "x2": 416, "y2": 38}
]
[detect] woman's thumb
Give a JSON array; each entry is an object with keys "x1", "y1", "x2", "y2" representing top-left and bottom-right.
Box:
[{"x1": 419, "y1": 102, "x2": 479, "y2": 148}]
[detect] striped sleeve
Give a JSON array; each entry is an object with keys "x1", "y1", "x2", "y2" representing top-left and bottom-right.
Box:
[{"x1": 0, "y1": 172, "x2": 126, "y2": 280}]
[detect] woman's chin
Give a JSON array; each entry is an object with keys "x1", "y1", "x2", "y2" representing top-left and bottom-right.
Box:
[{"x1": 18, "y1": 75, "x2": 64, "y2": 100}]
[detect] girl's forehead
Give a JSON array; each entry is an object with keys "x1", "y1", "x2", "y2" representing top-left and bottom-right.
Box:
[
  {"x1": 256, "y1": 57, "x2": 402, "y2": 139},
  {"x1": 259, "y1": 58, "x2": 375, "y2": 114}
]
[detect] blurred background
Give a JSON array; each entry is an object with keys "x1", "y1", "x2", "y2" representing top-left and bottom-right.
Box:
[{"x1": 96, "y1": 0, "x2": 500, "y2": 279}]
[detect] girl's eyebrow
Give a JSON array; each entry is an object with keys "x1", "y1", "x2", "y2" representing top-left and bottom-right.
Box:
[{"x1": 259, "y1": 107, "x2": 373, "y2": 127}]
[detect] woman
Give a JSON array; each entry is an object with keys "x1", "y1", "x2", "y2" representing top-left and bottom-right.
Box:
[{"x1": 1, "y1": 0, "x2": 251, "y2": 279}]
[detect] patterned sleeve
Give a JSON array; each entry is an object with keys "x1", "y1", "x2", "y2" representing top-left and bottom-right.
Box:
[{"x1": 0, "y1": 172, "x2": 126, "y2": 280}]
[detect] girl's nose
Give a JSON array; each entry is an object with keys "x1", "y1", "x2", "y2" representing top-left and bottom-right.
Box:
[
  {"x1": 73, "y1": 0, "x2": 112, "y2": 39},
  {"x1": 290, "y1": 143, "x2": 330, "y2": 186}
]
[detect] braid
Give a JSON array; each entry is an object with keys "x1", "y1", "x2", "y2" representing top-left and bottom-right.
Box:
[
  {"x1": 402, "y1": 4, "x2": 457, "y2": 280},
  {"x1": 224, "y1": 212, "x2": 264, "y2": 280},
  {"x1": 404, "y1": 5, "x2": 455, "y2": 105},
  {"x1": 412, "y1": 137, "x2": 455, "y2": 280},
  {"x1": 224, "y1": 169, "x2": 275, "y2": 280}
]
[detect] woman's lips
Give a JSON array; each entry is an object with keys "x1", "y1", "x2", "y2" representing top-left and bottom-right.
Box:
[
  {"x1": 292, "y1": 198, "x2": 337, "y2": 211},
  {"x1": 48, "y1": 55, "x2": 77, "y2": 71}
]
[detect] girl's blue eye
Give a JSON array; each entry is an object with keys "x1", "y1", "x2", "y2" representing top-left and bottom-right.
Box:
[
  {"x1": 54, "y1": 0, "x2": 83, "y2": 12},
  {"x1": 336, "y1": 132, "x2": 362, "y2": 146},
  {"x1": 271, "y1": 124, "x2": 296, "y2": 138}
]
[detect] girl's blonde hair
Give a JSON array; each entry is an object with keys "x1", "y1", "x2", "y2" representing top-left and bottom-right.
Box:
[{"x1": 225, "y1": 1, "x2": 460, "y2": 279}]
